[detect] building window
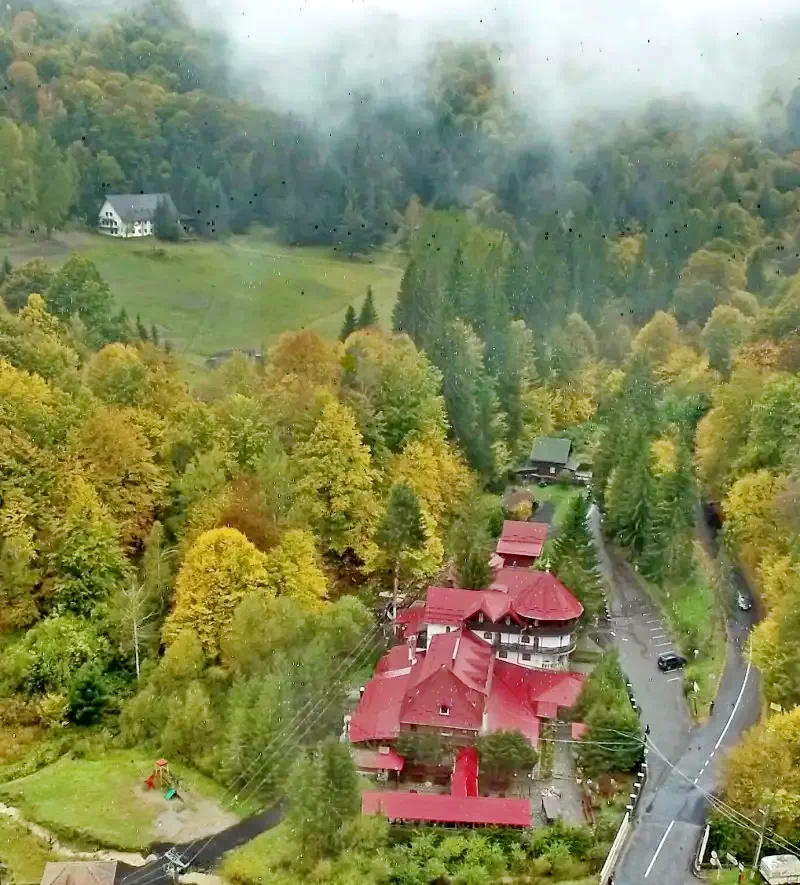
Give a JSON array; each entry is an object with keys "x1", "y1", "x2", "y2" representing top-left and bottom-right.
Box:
[
  {"x1": 478, "y1": 612, "x2": 484, "y2": 623},
  {"x1": 445, "y1": 626, "x2": 451, "y2": 633},
  {"x1": 499, "y1": 649, "x2": 508, "y2": 659},
  {"x1": 522, "y1": 652, "x2": 531, "y2": 661},
  {"x1": 550, "y1": 466, "x2": 556, "y2": 474},
  {"x1": 504, "y1": 616, "x2": 511, "y2": 626},
  {"x1": 483, "y1": 631, "x2": 492, "y2": 640},
  {"x1": 521, "y1": 634, "x2": 530, "y2": 644},
  {"x1": 439, "y1": 705, "x2": 450, "y2": 716}
]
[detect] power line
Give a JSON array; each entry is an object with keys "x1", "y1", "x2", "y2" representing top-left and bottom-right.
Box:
[{"x1": 121, "y1": 589, "x2": 430, "y2": 885}]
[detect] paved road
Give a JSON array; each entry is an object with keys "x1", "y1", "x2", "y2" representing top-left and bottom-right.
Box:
[
  {"x1": 117, "y1": 804, "x2": 285, "y2": 885},
  {"x1": 588, "y1": 506, "x2": 761, "y2": 885}
]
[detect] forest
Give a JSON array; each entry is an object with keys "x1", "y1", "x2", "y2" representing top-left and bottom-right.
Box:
[{"x1": 2, "y1": 0, "x2": 800, "y2": 879}]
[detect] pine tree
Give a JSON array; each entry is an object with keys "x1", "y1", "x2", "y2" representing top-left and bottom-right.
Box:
[
  {"x1": 339, "y1": 305, "x2": 357, "y2": 341},
  {"x1": 358, "y1": 285, "x2": 379, "y2": 329},
  {"x1": 377, "y1": 483, "x2": 426, "y2": 606},
  {"x1": 150, "y1": 323, "x2": 159, "y2": 346},
  {"x1": 0, "y1": 255, "x2": 11, "y2": 286},
  {"x1": 68, "y1": 662, "x2": 108, "y2": 725},
  {"x1": 550, "y1": 494, "x2": 605, "y2": 617},
  {"x1": 136, "y1": 314, "x2": 148, "y2": 341}
]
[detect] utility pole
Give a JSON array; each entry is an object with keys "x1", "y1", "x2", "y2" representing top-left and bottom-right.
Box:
[{"x1": 753, "y1": 808, "x2": 768, "y2": 875}]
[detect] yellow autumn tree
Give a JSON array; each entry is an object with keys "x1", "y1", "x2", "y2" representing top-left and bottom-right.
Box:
[
  {"x1": 631, "y1": 311, "x2": 681, "y2": 366},
  {"x1": 69, "y1": 406, "x2": 167, "y2": 546},
  {"x1": 265, "y1": 528, "x2": 328, "y2": 611},
  {"x1": 723, "y1": 706, "x2": 800, "y2": 832},
  {"x1": 389, "y1": 436, "x2": 474, "y2": 530},
  {"x1": 723, "y1": 470, "x2": 786, "y2": 576},
  {"x1": 651, "y1": 438, "x2": 677, "y2": 475},
  {"x1": 757, "y1": 553, "x2": 797, "y2": 611},
  {"x1": 294, "y1": 399, "x2": 378, "y2": 561},
  {"x1": 164, "y1": 528, "x2": 271, "y2": 657}
]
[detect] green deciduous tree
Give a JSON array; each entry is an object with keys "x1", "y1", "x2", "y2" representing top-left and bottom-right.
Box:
[
  {"x1": 476, "y1": 730, "x2": 538, "y2": 780},
  {"x1": 34, "y1": 130, "x2": 75, "y2": 237},
  {"x1": 47, "y1": 477, "x2": 131, "y2": 617}
]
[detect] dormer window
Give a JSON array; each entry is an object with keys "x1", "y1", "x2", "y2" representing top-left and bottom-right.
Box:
[
  {"x1": 504, "y1": 616, "x2": 511, "y2": 626},
  {"x1": 478, "y1": 612, "x2": 484, "y2": 623},
  {"x1": 439, "y1": 705, "x2": 450, "y2": 716}
]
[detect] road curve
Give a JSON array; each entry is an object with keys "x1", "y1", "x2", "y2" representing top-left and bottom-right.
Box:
[{"x1": 588, "y1": 505, "x2": 761, "y2": 885}]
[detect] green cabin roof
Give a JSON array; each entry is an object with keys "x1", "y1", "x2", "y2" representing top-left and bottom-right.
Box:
[{"x1": 529, "y1": 436, "x2": 572, "y2": 466}]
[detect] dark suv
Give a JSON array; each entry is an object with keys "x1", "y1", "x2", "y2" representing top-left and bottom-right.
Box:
[{"x1": 657, "y1": 652, "x2": 687, "y2": 672}]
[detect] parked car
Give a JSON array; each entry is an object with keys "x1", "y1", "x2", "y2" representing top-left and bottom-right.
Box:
[
  {"x1": 737, "y1": 592, "x2": 752, "y2": 611},
  {"x1": 657, "y1": 652, "x2": 687, "y2": 672}
]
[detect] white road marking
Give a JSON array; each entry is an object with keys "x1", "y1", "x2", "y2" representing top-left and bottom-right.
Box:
[
  {"x1": 649, "y1": 626, "x2": 663, "y2": 632},
  {"x1": 693, "y1": 777, "x2": 698, "y2": 785},
  {"x1": 645, "y1": 820, "x2": 675, "y2": 878},
  {"x1": 655, "y1": 641, "x2": 673, "y2": 647},
  {"x1": 646, "y1": 619, "x2": 660, "y2": 625},
  {"x1": 709, "y1": 751, "x2": 715, "y2": 759},
  {"x1": 715, "y1": 660, "x2": 752, "y2": 751},
  {"x1": 668, "y1": 676, "x2": 682, "y2": 682},
  {"x1": 610, "y1": 631, "x2": 617, "y2": 637}
]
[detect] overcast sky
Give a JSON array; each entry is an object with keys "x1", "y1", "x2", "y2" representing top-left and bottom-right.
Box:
[{"x1": 187, "y1": 0, "x2": 800, "y2": 128}]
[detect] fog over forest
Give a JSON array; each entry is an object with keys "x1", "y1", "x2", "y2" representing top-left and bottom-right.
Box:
[{"x1": 189, "y1": 0, "x2": 800, "y2": 130}]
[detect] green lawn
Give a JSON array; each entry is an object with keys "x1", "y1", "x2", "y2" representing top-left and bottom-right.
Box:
[
  {"x1": 530, "y1": 485, "x2": 582, "y2": 529},
  {"x1": 0, "y1": 749, "x2": 242, "y2": 851},
  {"x1": 0, "y1": 229, "x2": 404, "y2": 359},
  {"x1": 0, "y1": 817, "x2": 61, "y2": 885}
]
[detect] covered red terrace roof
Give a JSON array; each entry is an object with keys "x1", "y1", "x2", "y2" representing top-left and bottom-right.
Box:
[
  {"x1": 362, "y1": 791, "x2": 531, "y2": 827},
  {"x1": 394, "y1": 602, "x2": 426, "y2": 640},
  {"x1": 451, "y1": 746, "x2": 479, "y2": 798},
  {"x1": 496, "y1": 520, "x2": 549, "y2": 559},
  {"x1": 348, "y1": 671, "x2": 410, "y2": 742},
  {"x1": 353, "y1": 748, "x2": 405, "y2": 772}
]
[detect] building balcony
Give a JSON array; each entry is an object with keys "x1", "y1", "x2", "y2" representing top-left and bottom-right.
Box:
[{"x1": 493, "y1": 636, "x2": 576, "y2": 656}]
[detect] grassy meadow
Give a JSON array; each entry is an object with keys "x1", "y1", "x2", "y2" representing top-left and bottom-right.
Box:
[{"x1": 0, "y1": 229, "x2": 405, "y2": 361}]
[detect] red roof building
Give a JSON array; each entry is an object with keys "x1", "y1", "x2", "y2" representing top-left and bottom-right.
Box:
[
  {"x1": 495, "y1": 520, "x2": 549, "y2": 567},
  {"x1": 362, "y1": 791, "x2": 531, "y2": 828},
  {"x1": 349, "y1": 629, "x2": 583, "y2": 747}
]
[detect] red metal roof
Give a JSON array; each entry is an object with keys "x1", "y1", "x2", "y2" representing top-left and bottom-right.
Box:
[
  {"x1": 513, "y1": 572, "x2": 584, "y2": 621},
  {"x1": 376, "y1": 644, "x2": 414, "y2": 675},
  {"x1": 493, "y1": 661, "x2": 584, "y2": 717},
  {"x1": 425, "y1": 586, "x2": 516, "y2": 626},
  {"x1": 484, "y1": 671, "x2": 542, "y2": 745},
  {"x1": 427, "y1": 577, "x2": 582, "y2": 626},
  {"x1": 394, "y1": 602, "x2": 426, "y2": 639},
  {"x1": 401, "y1": 631, "x2": 494, "y2": 731},
  {"x1": 452, "y1": 746, "x2": 479, "y2": 798},
  {"x1": 362, "y1": 791, "x2": 531, "y2": 827},
  {"x1": 496, "y1": 521, "x2": 549, "y2": 559},
  {"x1": 348, "y1": 671, "x2": 412, "y2": 742},
  {"x1": 353, "y1": 748, "x2": 405, "y2": 772}
]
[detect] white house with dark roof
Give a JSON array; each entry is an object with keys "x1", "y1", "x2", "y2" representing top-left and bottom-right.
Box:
[{"x1": 98, "y1": 193, "x2": 178, "y2": 238}]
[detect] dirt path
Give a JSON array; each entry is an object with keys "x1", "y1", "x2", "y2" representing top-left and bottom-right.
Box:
[{"x1": 0, "y1": 802, "x2": 151, "y2": 866}]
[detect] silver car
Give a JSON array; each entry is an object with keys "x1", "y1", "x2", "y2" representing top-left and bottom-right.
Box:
[{"x1": 737, "y1": 592, "x2": 752, "y2": 611}]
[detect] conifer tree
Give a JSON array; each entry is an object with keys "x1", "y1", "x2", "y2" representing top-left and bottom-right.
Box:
[
  {"x1": 339, "y1": 304, "x2": 357, "y2": 341},
  {"x1": 358, "y1": 285, "x2": 379, "y2": 329}
]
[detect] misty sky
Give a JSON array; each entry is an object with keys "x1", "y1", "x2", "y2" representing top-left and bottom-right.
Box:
[{"x1": 190, "y1": 0, "x2": 800, "y2": 128}]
